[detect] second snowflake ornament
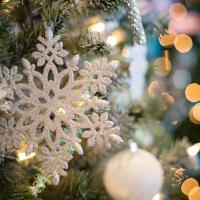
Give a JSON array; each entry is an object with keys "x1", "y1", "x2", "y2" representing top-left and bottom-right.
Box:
[{"x1": 0, "y1": 26, "x2": 123, "y2": 184}]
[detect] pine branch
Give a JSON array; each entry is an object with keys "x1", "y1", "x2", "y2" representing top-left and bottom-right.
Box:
[
  {"x1": 0, "y1": 160, "x2": 40, "y2": 200},
  {"x1": 0, "y1": 15, "x2": 13, "y2": 64},
  {"x1": 40, "y1": 170, "x2": 97, "y2": 200},
  {"x1": 79, "y1": 34, "x2": 111, "y2": 56},
  {"x1": 0, "y1": 185, "x2": 42, "y2": 200}
]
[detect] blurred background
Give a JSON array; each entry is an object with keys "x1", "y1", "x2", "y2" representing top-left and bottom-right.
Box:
[{"x1": 0, "y1": 0, "x2": 200, "y2": 200}]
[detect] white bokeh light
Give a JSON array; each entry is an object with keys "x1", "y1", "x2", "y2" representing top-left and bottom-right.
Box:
[{"x1": 172, "y1": 69, "x2": 191, "y2": 89}]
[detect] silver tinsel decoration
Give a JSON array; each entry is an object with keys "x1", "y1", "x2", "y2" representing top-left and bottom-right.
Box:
[{"x1": 124, "y1": 0, "x2": 146, "y2": 44}]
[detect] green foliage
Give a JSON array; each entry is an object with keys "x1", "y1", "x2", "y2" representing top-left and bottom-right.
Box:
[
  {"x1": 0, "y1": 160, "x2": 40, "y2": 200},
  {"x1": 79, "y1": 34, "x2": 111, "y2": 55},
  {"x1": 0, "y1": 15, "x2": 13, "y2": 64},
  {"x1": 0, "y1": 185, "x2": 41, "y2": 200},
  {"x1": 40, "y1": 170, "x2": 97, "y2": 200}
]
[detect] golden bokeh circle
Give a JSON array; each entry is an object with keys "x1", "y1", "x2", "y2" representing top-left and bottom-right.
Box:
[
  {"x1": 174, "y1": 34, "x2": 193, "y2": 53},
  {"x1": 154, "y1": 57, "x2": 172, "y2": 76},
  {"x1": 189, "y1": 107, "x2": 200, "y2": 125},
  {"x1": 169, "y1": 3, "x2": 187, "y2": 21},
  {"x1": 181, "y1": 178, "x2": 199, "y2": 196},
  {"x1": 192, "y1": 103, "x2": 200, "y2": 123},
  {"x1": 185, "y1": 83, "x2": 200, "y2": 102},
  {"x1": 188, "y1": 186, "x2": 200, "y2": 200},
  {"x1": 148, "y1": 80, "x2": 161, "y2": 97}
]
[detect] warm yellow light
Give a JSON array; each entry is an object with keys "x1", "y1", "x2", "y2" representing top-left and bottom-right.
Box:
[
  {"x1": 148, "y1": 80, "x2": 161, "y2": 97},
  {"x1": 58, "y1": 107, "x2": 66, "y2": 115},
  {"x1": 169, "y1": 3, "x2": 187, "y2": 21},
  {"x1": 181, "y1": 178, "x2": 199, "y2": 196},
  {"x1": 159, "y1": 29, "x2": 177, "y2": 47},
  {"x1": 152, "y1": 193, "x2": 165, "y2": 200},
  {"x1": 174, "y1": 34, "x2": 193, "y2": 53},
  {"x1": 74, "y1": 101, "x2": 85, "y2": 108},
  {"x1": 162, "y1": 92, "x2": 175, "y2": 105},
  {"x1": 188, "y1": 186, "x2": 200, "y2": 200},
  {"x1": 88, "y1": 22, "x2": 105, "y2": 33},
  {"x1": 112, "y1": 29, "x2": 126, "y2": 43},
  {"x1": 187, "y1": 143, "x2": 200, "y2": 156},
  {"x1": 18, "y1": 152, "x2": 36, "y2": 161},
  {"x1": 122, "y1": 47, "x2": 129, "y2": 57},
  {"x1": 193, "y1": 103, "x2": 200, "y2": 122},
  {"x1": 107, "y1": 36, "x2": 118, "y2": 46},
  {"x1": 154, "y1": 56, "x2": 172, "y2": 76},
  {"x1": 2, "y1": 0, "x2": 10, "y2": 3},
  {"x1": 107, "y1": 29, "x2": 126, "y2": 47},
  {"x1": 189, "y1": 106, "x2": 200, "y2": 125},
  {"x1": 185, "y1": 83, "x2": 200, "y2": 102}
]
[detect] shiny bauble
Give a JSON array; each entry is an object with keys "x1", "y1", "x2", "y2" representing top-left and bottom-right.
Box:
[{"x1": 103, "y1": 149, "x2": 163, "y2": 200}]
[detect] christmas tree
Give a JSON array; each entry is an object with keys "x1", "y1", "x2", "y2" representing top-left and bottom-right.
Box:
[{"x1": 0, "y1": 0, "x2": 200, "y2": 200}]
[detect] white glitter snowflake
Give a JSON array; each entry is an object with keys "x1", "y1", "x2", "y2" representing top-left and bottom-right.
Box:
[{"x1": 0, "y1": 26, "x2": 123, "y2": 184}]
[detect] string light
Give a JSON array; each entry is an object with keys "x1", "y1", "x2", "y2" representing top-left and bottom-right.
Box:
[
  {"x1": 152, "y1": 193, "x2": 165, "y2": 200},
  {"x1": 189, "y1": 107, "x2": 200, "y2": 125},
  {"x1": 148, "y1": 80, "x2": 161, "y2": 97},
  {"x1": 185, "y1": 83, "x2": 200, "y2": 102},
  {"x1": 169, "y1": 3, "x2": 187, "y2": 21},
  {"x1": 174, "y1": 34, "x2": 193, "y2": 53},
  {"x1": 159, "y1": 29, "x2": 177, "y2": 47},
  {"x1": 107, "y1": 29, "x2": 126, "y2": 46},
  {"x1": 88, "y1": 22, "x2": 105, "y2": 33},
  {"x1": 107, "y1": 36, "x2": 118, "y2": 46},
  {"x1": 122, "y1": 47, "x2": 129, "y2": 57},
  {"x1": 154, "y1": 51, "x2": 172, "y2": 76},
  {"x1": 162, "y1": 92, "x2": 175, "y2": 105},
  {"x1": 192, "y1": 103, "x2": 200, "y2": 122},
  {"x1": 187, "y1": 143, "x2": 200, "y2": 157},
  {"x1": 17, "y1": 152, "x2": 36, "y2": 162},
  {"x1": 57, "y1": 107, "x2": 66, "y2": 115}
]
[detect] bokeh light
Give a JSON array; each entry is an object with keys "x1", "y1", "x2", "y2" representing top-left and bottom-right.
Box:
[
  {"x1": 169, "y1": 3, "x2": 187, "y2": 21},
  {"x1": 192, "y1": 103, "x2": 200, "y2": 123},
  {"x1": 107, "y1": 29, "x2": 125, "y2": 47},
  {"x1": 185, "y1": 83, "x2": 200, "y2": 102},
  {"x1": 122, "y1": 47, "x2": 129, "y2": 57},
  {"x1": 162, "y1": 92, "x2": 175, "y2": 105},
  {"x1": 181, "y1": 178, "x2": 199, "y2": 196},
  {"x1": 107, "y1": 36, "x2": 117, "y2": 46},
  {"x1": 174, "y1": 34, "x2": 193, "y2": 53},
  {"x1": 148, "y1": 80, "x2": 161, "y2": 97},
  {"x1": 187, "y1": 143, "x2": 200, "y2": 156},
  {"x1": 88, "y1": 22, "x2": 105, "y2": 33},
  {"x1": 189, "y1": 106, "x2": 200, "y2": 124},
  {"x1": 188, "y1": 187, "x2": 200, "y2": 200},
  {"x1": 152, "y1": 193, "x2": 165, "y2": 200},
  {"x1": 154, "y1": 56, "x2": 172, "y2": 76},
  {"x1": 172, "y1": 69, "x2": 191, "y2": 89},
  {"x1": 159, "y1": 29, "x2": 177, "y2": 47}
]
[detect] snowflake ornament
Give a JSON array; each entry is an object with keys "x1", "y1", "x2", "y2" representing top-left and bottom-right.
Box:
[{"x1": 0, "y1": 26, "x2": 123, "y2": 184}]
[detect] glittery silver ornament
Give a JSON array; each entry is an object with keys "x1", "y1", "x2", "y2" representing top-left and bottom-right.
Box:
[{"x1": 124, "y1": 0, "x2": 146, "y2": 44}]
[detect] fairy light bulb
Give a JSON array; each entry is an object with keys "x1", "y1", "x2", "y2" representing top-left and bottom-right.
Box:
[
  {"x1": 169, "y1": 3, "x2": 187, "y2": 21},
  {"x1": 174, "y1": 34, "x2": 193, "y2": 53},
  {"x1": 185, "y1": 83, "x2": 200, "y2": 102},
  {"x1": 57, "y1": 107, "x2": 66, "y2": 115},
  {"x1": 107, "y1": 29, "x2": 126, "y2": 46},
  {"x1": 107, "y1": 36, "x2": 118, "y2": 46},
  {"x1": 187, "y1": 143, "x2": 200, "y2": 156},
  {"x1": 17, "y1": 152, "x2": 36, "y2": 162},
  {"x1": 88, "y1": 22, "x2": 105, "y2": 33},
  {"x1": 152, "y1": 193, "x2": 165, "y2": 200}
]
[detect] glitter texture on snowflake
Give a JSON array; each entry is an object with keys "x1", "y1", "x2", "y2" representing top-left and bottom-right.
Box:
[{"x1": 0, "y1": 26, "x2": 123, "y2": 183}]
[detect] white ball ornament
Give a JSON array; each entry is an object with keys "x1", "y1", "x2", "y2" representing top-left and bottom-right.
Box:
[{"x1": 103, "y1": 148, "x2": 163, "y2": 200}]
